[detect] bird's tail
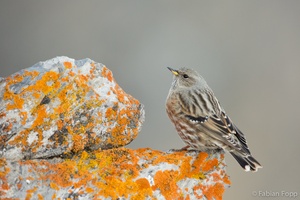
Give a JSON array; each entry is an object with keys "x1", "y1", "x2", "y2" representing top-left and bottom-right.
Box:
[{"x1": 230, "y1": 152, "x2": 262, "y2": 172}]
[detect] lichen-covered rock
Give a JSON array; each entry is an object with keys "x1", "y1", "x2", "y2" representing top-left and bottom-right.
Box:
[
  {"x1": 0, "y1": 57, "x2": 230, "y2": 199},
  {"x1": 0, "y1": 148, "x2": 230, "y2": 199},
  {"x1": 0, "y1": 57, "x2": 144, "y2": 160}
]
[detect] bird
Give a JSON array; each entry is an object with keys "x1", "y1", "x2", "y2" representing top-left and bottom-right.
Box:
[{"x1": 166, "y1": 67, "x2": 262, "y2": 172}]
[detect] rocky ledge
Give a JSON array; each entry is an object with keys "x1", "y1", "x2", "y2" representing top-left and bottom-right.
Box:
[{"x1": 0, "y1": 57, "x2": 230, "y2": 199}]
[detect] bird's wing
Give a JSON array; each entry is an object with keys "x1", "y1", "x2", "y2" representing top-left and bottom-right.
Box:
[{"x1": 185, "y1": 111, "x2": 251, "y2": 155}]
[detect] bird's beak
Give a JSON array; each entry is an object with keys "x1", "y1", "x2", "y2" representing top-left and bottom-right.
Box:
[{"x1": 167, "y1": 67, "x2": 179, "y2": 76}]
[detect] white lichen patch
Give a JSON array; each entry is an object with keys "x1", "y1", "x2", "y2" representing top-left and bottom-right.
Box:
[{"x1": 27, "y1": 131, "x2": 38, "y2": 145}]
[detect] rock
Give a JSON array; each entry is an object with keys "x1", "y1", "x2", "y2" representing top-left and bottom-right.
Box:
[
  {"x1": 0, "y1": 56, "x2": 145, "y2": 160},
  {"x1": 0, "y1": 148, "x2": 230, "y2": 199},
  {"x1": 0, "y1": 57, "x2": 230, "y2": 199}
]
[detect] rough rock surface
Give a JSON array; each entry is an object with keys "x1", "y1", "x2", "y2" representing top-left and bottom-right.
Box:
[
  {"x1": 0, "y1": 148, "x2": 230, "y2": 199},
  {"x1": 0, "y1": 57, "x2": 230, "y2": 199},
  {"x1": 0, "y1": 57, "x2": 144, "y2": 160}
]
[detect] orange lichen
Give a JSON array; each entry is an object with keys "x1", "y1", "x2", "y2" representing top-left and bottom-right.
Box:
[
  {"x1": 31, "y1": 71, "x2": 60, "y2": 95},
  {"x1": 105, "y1": 106, "x2": 117, "y2": 120},
  {"x1": 89, "y1": 62, "x2": 96, "y2": 79},
  {"x1": 223, "y1": 174, "x2": 231, "y2": 185},
  {"x1": 32, "y1": 92, "x2": 41, "y2": 99},
  {"x1": 211, "y1": 172, "x2": 222, "y2": 182},
  {"x1": 202, "y1": 158, "x2": 219, "y2": 172},
  {"x1": 1, "y1": 182, "x2": 9, "y2": 191},
  {"x1": 194, "y1": 152, "x2": 209, "y2": 165},
  {"x1": 152, "y1": 170, "x2": 180, "y2": 199},
  {"x1": 6, "y1": 94, "x2": 25, "y2": 110},
  {"x1": 180, "y1": 152, "x2": 223, "y2": 180},
  {"x1": 50, "y1": 182, "x2": 60, "y2": 190},
  {"x1": 1, "y1": 69, "x2": 62, "y2": 140},
  {"x1": 32, "y1": 106, "x2": 47, "y2": 127},
  {"x1": 72, "y1": 134, "x2": 86, "y2": 153},
  {"x1": 25, "y1": 186, "x2": 38, "y2": 200},
  {"x1": 193, "y1": 176, "x2": 227, "y2": 200},
  {"x1": 0, "y1": 158, "x2": 10, "y2": 196},
  {"x1": 37, "y1": 194, "x2": 44, "y2": 200},
  {"x1": 135, "y1": 178, "x2": 151, "y2": 190},
  {"x1": 43, "y1": 160, "x2": 77, "y2": 188},
  {"x1": 76, "y1": 74, "x2": 89, "y2": 87},
  {"x1": 203, "y1": 183, "x2": 224, "y2": 200},
  {"x1": 17, "y1": 183, "x2": 22, "y2": 190},
  {"x1": 64, "y1": 61, "x2": 72, "y2": 69},
  {"x1": 23, "y1": 70, "x2": 39, "y2": 79},
  {"x1": 96, "y1": 177, "x2": 139, "y2": 198},
  {"x1": 85, "y1": 187, "x2": 94, "y2": 193},
  {"x1": 193, "y1": 184, "x2": 204, "y2": 199},
  {"x1": 101, "y1": 66, "x2": 113, "y2": 82},
  {"x1": 114, "y1": 84, "x2": 126, "y2": 103},
  {"x1": 68, "y1": 70, "x2": 75, "y2": 77}
]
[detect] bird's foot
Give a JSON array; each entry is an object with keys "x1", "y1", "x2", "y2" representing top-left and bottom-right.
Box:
[{"x1": 167, "y1": 145, "x2": 192, "y2": 153}]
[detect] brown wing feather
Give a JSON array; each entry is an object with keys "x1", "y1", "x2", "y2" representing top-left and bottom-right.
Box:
[{"x1": 186, "y1": 111, "x2": 251, "y2": 155}]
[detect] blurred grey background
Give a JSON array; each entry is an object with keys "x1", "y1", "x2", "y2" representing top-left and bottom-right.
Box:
[{"x1": 1, "y1": 1, "x2": 299, "y2": 199}]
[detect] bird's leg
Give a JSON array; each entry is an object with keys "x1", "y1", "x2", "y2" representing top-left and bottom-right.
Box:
[
  {"x1": 167, "y1": 145, "x2": 191, "y2": 153},
  {"x1": 180, "y1": 145, "x2": 190, "y2": 151}
]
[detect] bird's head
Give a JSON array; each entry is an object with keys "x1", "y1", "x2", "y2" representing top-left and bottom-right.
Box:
[{"x1": 167, "y1": 67, "x2": 207, "y2": 90}]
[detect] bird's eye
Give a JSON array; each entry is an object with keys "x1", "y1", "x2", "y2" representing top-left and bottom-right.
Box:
[{"x1": 183, "y1": 74, "x2": 189, "y2": 78}]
